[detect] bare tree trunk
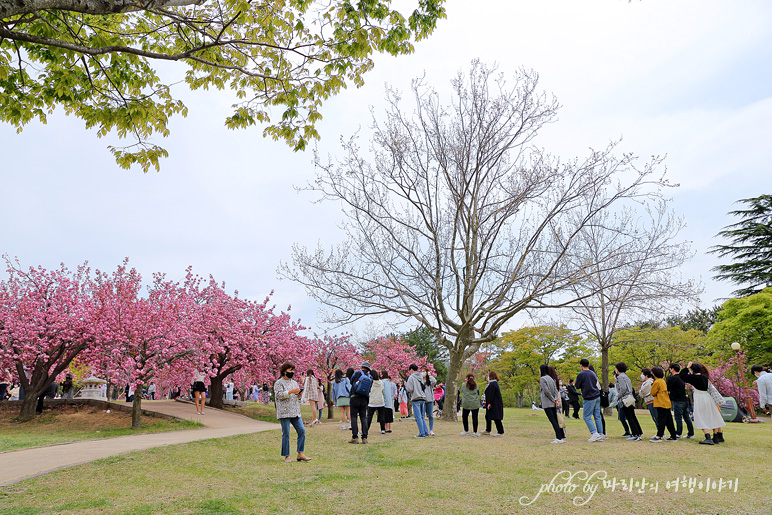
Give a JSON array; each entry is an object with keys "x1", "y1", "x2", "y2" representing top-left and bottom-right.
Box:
[
  {"x1": 601, "y1": 342, "x2": 610, "y2": 389},
  {"x1": 441, "y1": 349, "x2": 462, "y2": 421},
  {"x1": 208, "y1": 375, "x2": 225, "y2": 409},
  {"x1": 18, "y1": 389, "x2": 42, "y2": 422},
  {"x1": 131, "y1": 393, "x2": 142, "y2": 429},
  {"x1": 326, "y1": 380, "x2": 334, "y2": 419}
]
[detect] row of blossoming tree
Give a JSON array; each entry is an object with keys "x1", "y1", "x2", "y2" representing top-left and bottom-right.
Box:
[{"x1": 0, "y1": 257, "x2": 435, "y2": 426}]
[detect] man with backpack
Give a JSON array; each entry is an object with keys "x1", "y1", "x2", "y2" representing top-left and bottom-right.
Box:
[{"x1": 348, "y1": 361, "x2": 372, "y2": 444}]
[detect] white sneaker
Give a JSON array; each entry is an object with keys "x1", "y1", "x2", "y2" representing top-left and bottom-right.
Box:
[
  {"x1": 340, "y1": 425, "x2": 347, "y2": 430},
  {"x1": 558, "y1": 438, "x2": 567, "y2": 443},
  {"x1": 600, "y1": 434, "x2": 608, "y2": 440},
  {"x1": 588, "y1": 432, "x2": 602, "y2": 442},
  {"x1": 430, "y1": 431, "x2": 436, "y2": 436},
  {"x1": 491, "y1": 433, "x2": 504, "y2": 437},
  {"x1": 472, "y1": 432, "x2": 481, "y2": 437},
  {"x1": 550, "y1": 438, "x2": 561, "y2": 444},
  {"x1": 460, "y1": 431, "x2": 470, "y2": 436}
]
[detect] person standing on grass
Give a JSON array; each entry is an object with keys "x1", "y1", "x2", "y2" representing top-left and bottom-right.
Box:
[
  {"x1": 560, "y1": 381, "x2": 570, "y2": 416},
  {"x1": 422, "y1": 365, "x2": 438, "y2": 436},
  {"x1": 406, "y1": 363, "x2": 429, "y2": 438},
  {"x1": 380, "y1": 370, "x2": 396, "y2": 433},
  {"x1": 575, "y1": 359, "x2": 604, "y2": 443},
  {"x1": 398, "y1": 381, "x2": 409, "y2": 418},
  {"x1": 566, "y1": 379, "x2": 581, "y2": 419},
  {"x1": 587, "y1": 364, "x2": 606, "y2": 436},
  {"x1": 649, "y1": 367, "x2": 677, "y2": 442},
  {"x1": 614, "y1": 362, "x2": 643, "y2": 441},
  {"x1": 679, "y1": 362, "x2": 725, "y2": 445},
  {"x1": 482, "y1": 371, "x2": 504, "y2": 436},
  {"x1": 610, "y1": 371, "x2": 631, "y2": 437},
  {"x1": 367, "y1": 370, "x2": 386, "y2": 435},
  {"x1": 751, "y1": 365, "x2": 772, "y2": 414},
  {"x1": 668, "y1": 364, "x2": 694, "y2": 439},
  {"x1": 639, "y1": 368, "x2": 658, "y2": 426},
  {"x1": 539, "y1": 365, "x2": 565, "y2": 444},
  {"x1": 332, "y1": 369, "x2": 351, "y2": 430},
  {"x1": 274, "y1": 362, "x2": 311, "y2": 463},
  {"x1": 192, "y1": 371, "x2": 206, "y2": 415},
  {"x1": 460, "y1": 373, "x2": 481, "y2": 436},
  {"x1": 302, "y1": 369, "x2": 320, "y2": 426},
  {"x1": 348, "y1": 362, "x2": 372, "y2": 444}
]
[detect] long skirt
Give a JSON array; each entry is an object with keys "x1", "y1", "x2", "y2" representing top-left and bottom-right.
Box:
[{"x1": 692, "y1": 390, "x2": 725, "y2": 430}]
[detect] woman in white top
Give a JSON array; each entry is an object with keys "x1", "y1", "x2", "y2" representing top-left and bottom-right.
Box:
[
  {"x1": 302, "y1": 370, "x2": 320, "y2": 425},
  {"x1": 367, "y1": 370, "x2": 386, "y2": 434},
  {"x1": 380, "y1": 370, "x2": 395, "y2": 433}
]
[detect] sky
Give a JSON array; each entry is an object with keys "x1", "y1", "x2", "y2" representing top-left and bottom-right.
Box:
[{"x1": 1, "y1": 0, "x2": 771, "y2": 340}]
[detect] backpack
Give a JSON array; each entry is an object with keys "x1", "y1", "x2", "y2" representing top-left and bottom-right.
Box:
[{"x1": 352, "y1": 372, "x2": 372, "y2": 396}]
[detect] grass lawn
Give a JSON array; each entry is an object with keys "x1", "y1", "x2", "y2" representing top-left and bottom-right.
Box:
[
  {"x1": 0, "y1": 403, "x2": 202, "y2": 452},
  {"x1": 0, "y1": 407, "x2": 770, "y2": 514},
  {"x1": 222, "y1": 402, "x2": 282, "y2": 423}
]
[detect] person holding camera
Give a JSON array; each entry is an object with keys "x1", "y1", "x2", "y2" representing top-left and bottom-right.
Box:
[{"x1": 274, "y1": 362, "x2": 311, "y2": 463}]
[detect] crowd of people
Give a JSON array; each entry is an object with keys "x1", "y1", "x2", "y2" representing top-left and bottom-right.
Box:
[
  {"x1": 542, "y1": 358, "x2": 770, "y2": 446},
  {"x1": 272, "y1": 357, "x2": 772, "y2": 462},
  {"x1": 272, "y1": 360, "x2": 507, "y2": 461}
]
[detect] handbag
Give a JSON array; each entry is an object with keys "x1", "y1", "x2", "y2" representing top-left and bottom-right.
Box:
[
  {"x1": 707, "y1": 382, "x2": 724, "y2": 407},
  {"x1": 557, "y1": 409, "x2": 566, "y2": 429},
  {"x1": 622, "y1": 394, "x2": 635, "y2": 407}
]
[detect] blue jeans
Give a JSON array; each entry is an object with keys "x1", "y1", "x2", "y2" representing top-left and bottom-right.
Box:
[
  {"x1": 426, "y1": 401, "x2": 435, "y2": 432},
  {"x1": 672, "y1": 400, "x2": 694, "y2": 436},
  {"x1": 582, "y1": 397, "x2": 603, "y2": 434},
  {"x1": 280, "y1": 416, "x2": 305, "y2": 457},
  {"x1": 647, "y1": 403, "x2": 658, "y2": 425},
  {"x1": 412, "y1": 400, "x2": 429, "y2": 436}
]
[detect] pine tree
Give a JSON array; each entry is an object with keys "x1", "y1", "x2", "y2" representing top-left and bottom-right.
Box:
[{"x1": 710, "y1": 195, "x2": 772, "y2": 297}]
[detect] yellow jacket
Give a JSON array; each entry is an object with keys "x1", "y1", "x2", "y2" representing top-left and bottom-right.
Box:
[{"x1": 650, "y1": 377, "x2": 671, "y2": 409}]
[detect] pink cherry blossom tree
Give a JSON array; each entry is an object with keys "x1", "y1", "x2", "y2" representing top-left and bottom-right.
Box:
[
  {"x1": 185, "y1": 272, "x2": 309, "y2": 409},
  {"x1": 308, "y1": 333, "x2": 361, "y2": 418},
  {"x1": 363, "y1": 335, "x2": 435, "y2": 382},
  {"x1": 0, "y1": 257, "x2": 97, "y2": 421},
  {"x1": 89, "y1": 263, "x2": 196, "y2": 428},
  {"x1": 710, "y1": 354, "x2": 760, "y2": 409}
]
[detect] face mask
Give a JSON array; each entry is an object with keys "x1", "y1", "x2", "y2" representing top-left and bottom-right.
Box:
[
  {"x1": 286, "y1": 372, "x2": 295, "y2": 379},
  {"x1": 640, "y1": 374, "x2": 645, "y2": 381}
]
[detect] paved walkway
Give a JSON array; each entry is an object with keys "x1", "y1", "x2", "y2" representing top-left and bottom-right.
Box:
[{"x1": 0, "y1": 400, "x2": 279, "y2": 487}]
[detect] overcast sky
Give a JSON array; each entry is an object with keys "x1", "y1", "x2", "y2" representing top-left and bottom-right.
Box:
[{"x1": 1, "y1": 0, "x2": 770, "y2": 339}]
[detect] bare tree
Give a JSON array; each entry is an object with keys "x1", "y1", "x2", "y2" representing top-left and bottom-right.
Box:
[
  {"x1": 280, "y1": 60, "x2": 671, "y2": 420},
  {"x1": 562, "y1": 201, "x2": 702, "y2": 388}
]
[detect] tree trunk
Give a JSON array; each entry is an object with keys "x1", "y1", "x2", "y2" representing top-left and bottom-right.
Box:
[
  {"x1": 18, "y1": 388, "x2": 42, "y2": 422},
  {"x1": 131, "y1": 393, "x2": 142, "y2": 429},
  {"x1": 208, "y1": 375, "x2": 225, "y2": 409},
  {"x1": 441, "y1": 348, "x2": 463, "y2": 421},
  {"x1": 326, "y1": 380, "x2": 334, "y2": 419},
  {"x1": 601, "y1": 341, "x2": 610, "y2": 389}
]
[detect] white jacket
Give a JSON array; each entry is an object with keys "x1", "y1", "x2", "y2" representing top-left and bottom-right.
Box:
[{"x1": 757, "y1": 371, "x2": 772, "y2": 407}]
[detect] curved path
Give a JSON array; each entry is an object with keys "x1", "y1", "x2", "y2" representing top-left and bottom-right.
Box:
[{"x1": 0, "y1": 400, "x2": 279, "y2": 487}]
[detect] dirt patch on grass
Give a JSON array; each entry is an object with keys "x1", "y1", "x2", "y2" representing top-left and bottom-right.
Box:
[{"x1": 0, "y1": 403, "x2": 133, "y2": 429}]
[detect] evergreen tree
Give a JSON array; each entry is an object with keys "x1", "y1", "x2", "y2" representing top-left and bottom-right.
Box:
[{"x1": 710, "y1": 195, "x2": 772, "y2": 297}]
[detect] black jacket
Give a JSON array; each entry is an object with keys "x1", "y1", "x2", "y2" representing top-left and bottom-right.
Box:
[{"x1": 484, "y1": 380, "x2": 504, "y2": 420}]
